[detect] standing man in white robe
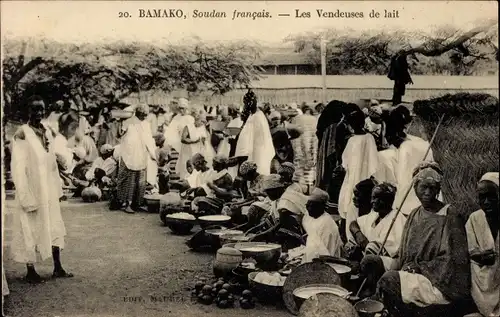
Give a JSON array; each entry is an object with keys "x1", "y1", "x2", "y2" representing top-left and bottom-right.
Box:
[
  {"x1": 234, "y1": 90, "x2": 275, "y2": 177},
  {"x1": 338, "y1": 108, "x2": 379, "y2": 241},
  {"x1": 10, "y1": 95, "x2": 73, "y2": 283}
]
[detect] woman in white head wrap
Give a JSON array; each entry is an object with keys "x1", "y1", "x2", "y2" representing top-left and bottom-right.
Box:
[
  {"x1": 163, "y1": 98, "x2": 194, "y2": 154},
  {"x1": 465, "y1": 172, "x2": 499, "y2": 317}
]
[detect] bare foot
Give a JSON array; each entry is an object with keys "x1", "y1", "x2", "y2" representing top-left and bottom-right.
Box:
[
  {"x1": 52, "y1": 269, "x2": 74, "y2": 278},
  {"x1": 123, "y1": 206, "x2": 135, "y2": 214},
  {"x1": 25, "y1": 272, "x2": 45, "y2": 284}
]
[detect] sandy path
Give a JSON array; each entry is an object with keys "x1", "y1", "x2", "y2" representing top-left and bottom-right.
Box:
[{"x1": 3, "y1": 199, "x2": 287, "y2": 317}]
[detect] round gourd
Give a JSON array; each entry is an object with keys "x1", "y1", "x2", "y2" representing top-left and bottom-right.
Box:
[{"x1": 82, "y1": 186, "x2": 102, "y2": 203}]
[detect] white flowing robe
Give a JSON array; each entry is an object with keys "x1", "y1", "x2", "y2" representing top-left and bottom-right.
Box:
[
  {"x1": 302, "y1": 213, "x2": 342, "y2": 263},
  {"x1": 120, "y1": 117, "x2": 156, "y2": 171},
  {"x1": 2, "y1": 151, "x2": 9, "y2": 298},
  {"x1": 176, "y1": 123, "x2": 215, "y2": 179},
  {"x1": 10, "y1": 125, "x2": 66, "y2": 263},
  {"x1": 140, "y1": 120, "x2": 158, "y2": 187},
  {"x1": 338, "y1": 134, "x2": 379, "y2": 241},
  {"x1": 234, "y1": 110, "x2": 275, "y2": 177},
  {"x1": 164, "y1": 114, "x2": 194, "y2": 153},
  {"x1": 218, "y1": 117, "x2": 243, "y2": 158},
  {"x1": 466, "y1": 209, "x2": 500, "y2": 317},
  {"x1": 355, "y1": 210, "x2": 406, "y2": 270},
  {"x1": 374, "y1": 146, "x2": 398, "y2": 186},
  {"x1": 53, "y1": 133, "x2": 75, "y2": 173},
  {"x1": 393, "y1": 135, "x2": 436, "y2": 216}
]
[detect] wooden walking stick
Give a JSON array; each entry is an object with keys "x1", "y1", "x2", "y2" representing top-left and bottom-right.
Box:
[{"x1": 355, "y1": 113, "x2": 446, "y2": 298}]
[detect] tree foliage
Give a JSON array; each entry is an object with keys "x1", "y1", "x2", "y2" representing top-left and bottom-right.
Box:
[
  {"x1": 285, "y1": 20, "x2": 498, "y2": 76},
  {"x1": 2, "y1": 38, "x2": 263, "y2": 118}
]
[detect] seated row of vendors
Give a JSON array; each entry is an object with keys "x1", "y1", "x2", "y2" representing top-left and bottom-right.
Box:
[{"x1": 177, "y1": 152, "x2": 499, "y2": 317}]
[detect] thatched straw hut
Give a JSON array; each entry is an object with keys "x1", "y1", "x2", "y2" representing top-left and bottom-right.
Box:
[{"x1": 412, "y1": 93, "x2": 499, "y2": 218}]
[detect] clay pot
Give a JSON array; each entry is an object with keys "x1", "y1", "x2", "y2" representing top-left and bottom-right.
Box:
[{"x1": 213, "y1": 247, "x2": 243, "y2": 279}]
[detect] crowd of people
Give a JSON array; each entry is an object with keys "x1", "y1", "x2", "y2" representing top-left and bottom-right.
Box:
[{"x1": 4, "y1": 89, "x2": 499, "y2": 317}]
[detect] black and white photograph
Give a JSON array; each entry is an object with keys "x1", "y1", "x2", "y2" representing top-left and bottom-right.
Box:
[{"x1": 1, "y1": 1, "x2": 498, "y2": 316}]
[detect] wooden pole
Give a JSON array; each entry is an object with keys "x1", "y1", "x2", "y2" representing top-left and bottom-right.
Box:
[{"x1": 320, "y1": 38, "x2": 327, "y2": 104}]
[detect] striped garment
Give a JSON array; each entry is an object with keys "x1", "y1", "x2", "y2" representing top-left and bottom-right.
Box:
[
  {"x1": 290, "y1": 114, "x2": 318, "y2": 186},
  {"x1": 116, "y1": 158, "x2": 147, "y2": 206}
]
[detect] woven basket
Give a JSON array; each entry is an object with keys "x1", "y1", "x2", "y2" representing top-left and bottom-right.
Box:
[
  {"x1": 413, "y1": 93, "x2": 499, "y2": 218},
  {"x1": 282, "y1": 261, "x2": 341, "y2": 315}
]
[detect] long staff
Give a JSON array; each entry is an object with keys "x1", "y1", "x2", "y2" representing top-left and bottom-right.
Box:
[{"x1": 355, "y1": 114, "x2": 446, "y2": 298}]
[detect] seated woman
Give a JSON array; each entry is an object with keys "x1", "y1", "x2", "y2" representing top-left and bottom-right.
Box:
[
  {"x1": 302, "y1": 188, "x2": 343, "y2": 263},
  {"x1": 191, "y1": 155, "x2": 236, "y2": 216},
  {"x1": 179, "y1": 153, "x2": 214, "y2": 199},
  {"x1": 221, "y1": 161, "x2": 266, "y2": 221},
  {"x1": 374, "y1": 162, "x2": 470, "y2": 317},
  {"x1": 232, "y1": 163, "x2": 295, "y2": 229},
  {"x1": 342, "y1": 178, "x2": 377, "y2": 246},
  {"x1": 232, "y1": 174, "x2": 288, "y2": 234},
  {"x1": 71, "y1": 130, "x2": 99, "y2": 181},
  {"x1": 169, "y1": 154, "x2": 206, "y2": 193},
  {"x1": 351, "y1": 182, "x2": 406, "y2": 297},
  {"x1": 264, "y1": 179, "x2": 311, "y2": 251},
  {"x1": 466, "y1": 172, "x2": 499, "y2": 317},
  {"x1": 277, "y1": 162, "x2": 295, "y2": 187},
  {"x1": 71, "y1": 144, "x2": 118, "y2": 191}
]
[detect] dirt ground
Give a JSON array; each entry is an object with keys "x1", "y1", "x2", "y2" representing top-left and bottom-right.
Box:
[{"x1": 2, "y1": 198, "x2": 288, "y2": 317}]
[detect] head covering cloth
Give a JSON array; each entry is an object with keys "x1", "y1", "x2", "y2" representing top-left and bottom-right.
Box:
[
  {"x1": 479, "y1": 172, "x2": 499, "y2": 187},
  {"x1": 153, "y1": 133, "x2": 166, "y2": 145},
  {"x1": 74, "y1": 147, "x2": 86, "y2": 160},
  {"x1": 368, "y1": 105, "x2": 383, "y2": 119},
  {"x1": 191, "y1": 153, "x2": 205, "y2": 166},
  {"x1": 413, "y1": 161, "x2": 444, "y2": 184},
  {"x1": 262, "y1": 174, "x2": 286, "y2": 191},
  {"x1": 178, "y1": 98, "x2": 189, "y2": 109},
  {"x1": 269, "y1": 111, "x2": 281, "y2": 121},
  {"x1": 99, "y1": 144, "x2": 114, "y2": 155},
  {"x1": 239, "y1": 161, "x2": 258, "y2": 177},
  {"x1": 308, "y1": 187, "x2": 330, "y2": 204},
  {"x1": 135, "y1": 104, "x2": 150, "y2": 115},
  {"x1": 373, "y1": 182, "x2": 397, "y2": 198},
  {"x1": 278, "y1": 162, "x2": 295, "y2": 178}
]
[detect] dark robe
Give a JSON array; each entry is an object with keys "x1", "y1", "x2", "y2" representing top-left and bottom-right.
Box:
[
  {"x1": 388, "y1": 54, "x2": 413, "y2": 105},
  {"x1": 396, "y1": 205, "x2": 470, "y2": 301}
]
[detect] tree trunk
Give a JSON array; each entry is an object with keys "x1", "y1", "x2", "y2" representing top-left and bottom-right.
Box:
[{"x1": 403, "y1": 21, "x2": 497, "y2": 57}]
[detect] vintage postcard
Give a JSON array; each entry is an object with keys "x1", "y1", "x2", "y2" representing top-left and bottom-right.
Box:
[{"x1": 1, "y1": 1, "x2": 498, "y2": 317}]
